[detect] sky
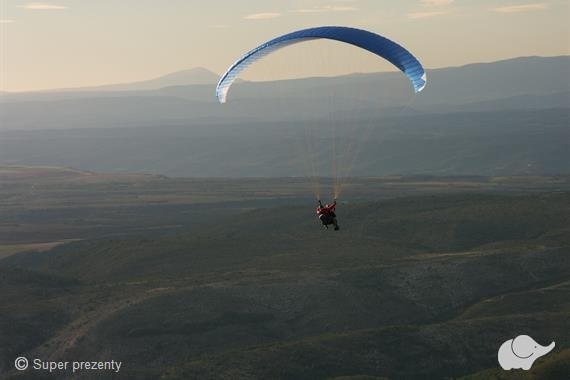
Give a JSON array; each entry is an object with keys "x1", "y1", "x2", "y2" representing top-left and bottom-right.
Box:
[{"x1": 0, "y1": 0, "x2": 568, "y2": 92}]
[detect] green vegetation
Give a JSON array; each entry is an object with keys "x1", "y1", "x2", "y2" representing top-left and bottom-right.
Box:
[{"x1": 0, "y1": 167, "x2": 568, "y2": 379}]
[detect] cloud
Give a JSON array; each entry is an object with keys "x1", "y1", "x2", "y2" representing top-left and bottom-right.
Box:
[
  {"x1": 420, "y1": 0, "x2": 453, "y2": 5},
  {"x1": 0, "y1": 19, "x2": 15, "y2": 23},
  {"x1": 243, "y1": 12, "x2": 281, "y2": 20},
  {"x1": 293, "y1": 5, "x2": 357, "y2": 13},
  {"x1": 408, "y1": 10, "x2": 449, "y2": 19},
  {"x1": 409, "y1": 0, "x2": 453, "y2": 19},
  {"x1": 21, "y1": 2, "x2": 68, "y2": 10},
  {"x1": 493, "y1": 3, "x2": 548, "y2": 13}
]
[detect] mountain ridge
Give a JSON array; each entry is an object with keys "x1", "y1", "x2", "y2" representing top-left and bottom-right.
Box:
[
  {"x1": 40, "y1": 67, "x2": 220, "y2": 93},
  {"x1": 3, "y1": 55, "x2": 567, "y2": 96}
]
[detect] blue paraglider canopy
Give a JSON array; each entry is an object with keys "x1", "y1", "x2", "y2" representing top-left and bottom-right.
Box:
[{"x1": 216, "y1": 26, "x2": 426, "y2": 103}]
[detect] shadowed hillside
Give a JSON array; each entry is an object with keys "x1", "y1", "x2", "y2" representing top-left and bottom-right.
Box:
[
  {"x1": 1, "y1": 108, "x2": 568, "y2": 177},
  {"x1": 0, "y1": 169, "x2": 568, "y2": 379}
]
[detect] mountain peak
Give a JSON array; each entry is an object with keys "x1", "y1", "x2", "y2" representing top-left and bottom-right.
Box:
[
  {"x1": 52, "y1": 67, "x2": 220, "y2": 93},
  {"x1": 155, "y1": 67, "x2": 219, "y2": 85}
]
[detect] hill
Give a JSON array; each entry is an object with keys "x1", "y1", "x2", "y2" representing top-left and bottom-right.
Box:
[
  {"x1": 2, "y1": 56, "x2": 568, "y2": 102},
  {"x1": 0, "y1": 170, "x2": 568, "y2": 379},
  {"x1": 1, "y1": 56, "x2": 568, "y2": 125},
  {"x1": 0, "y1": 56, "x2": 568, "y2": 178},
  {"x1": 58, "y1": 67, "x2": 219, "y2": 92},
  {"x1": 0, "y1": 107, "x2": 568, "y2": 177}
]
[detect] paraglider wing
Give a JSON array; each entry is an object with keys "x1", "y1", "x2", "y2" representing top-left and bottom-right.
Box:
[{"x1": 216, "y1": 26, "x2": 426, "y2": 103}]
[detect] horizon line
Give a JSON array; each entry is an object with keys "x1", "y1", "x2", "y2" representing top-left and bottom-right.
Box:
[{"x1": 2, "y1": 54, "x2": 568, "y2": 94}]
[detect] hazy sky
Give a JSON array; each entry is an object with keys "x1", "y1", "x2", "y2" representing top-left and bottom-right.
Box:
[{"x1": 1, "y1": 0, "x2": 568, "y2": 91}]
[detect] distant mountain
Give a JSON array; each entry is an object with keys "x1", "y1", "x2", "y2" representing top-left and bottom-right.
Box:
[
  {"x1": 1, "y1": 56, "x2": 568, "y2": 131},
  {"x1": 0, "y1": 56, "x2": 568, "y2": 177},
  {"x1": 217, "y1": 55, "x2": 570, "y2": 108},
  {"x1": 60, "y1": 67, "x2": 219, "y2": 92},
  {"x1": 3, "y1": 56, "x2": 568, "y2": 104},
  {"x1": 414, "y1": 55, "x2": 570, "y2": 106}
]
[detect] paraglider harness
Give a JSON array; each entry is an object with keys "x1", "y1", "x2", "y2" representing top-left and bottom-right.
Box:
[{"x1": 317, "y1": 200, "x2": 339, "y2": 230}]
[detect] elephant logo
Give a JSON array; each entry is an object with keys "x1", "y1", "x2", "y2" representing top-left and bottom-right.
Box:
[{"x1": 498, "y1": 335, "x2": 555, "y2": 370}]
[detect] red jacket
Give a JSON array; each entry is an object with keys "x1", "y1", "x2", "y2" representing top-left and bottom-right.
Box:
[{"x1": 316, "y1": 203, "x2": 336, "y2": 216}]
